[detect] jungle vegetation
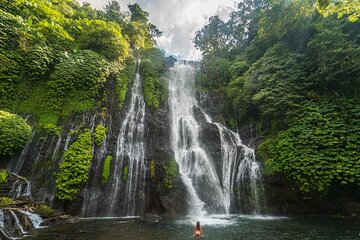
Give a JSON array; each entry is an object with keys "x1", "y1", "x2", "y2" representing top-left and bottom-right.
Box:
[{"x1": 194, "y1": 0, "x2": 360, "y2": 194}]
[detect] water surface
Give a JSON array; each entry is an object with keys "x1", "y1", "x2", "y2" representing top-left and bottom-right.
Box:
[{"x1": 27, "y1": 214, "x2": 360, "y2": 240}]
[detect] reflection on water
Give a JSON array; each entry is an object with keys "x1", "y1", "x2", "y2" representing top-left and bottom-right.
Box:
[{"x1": 27, "y1": 215, "x2": 360, "y2": 240}]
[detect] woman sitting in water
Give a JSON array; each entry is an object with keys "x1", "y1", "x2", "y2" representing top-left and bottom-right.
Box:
[{"x1": 193, "y1": 221, "x2": 204, "y2": 239}]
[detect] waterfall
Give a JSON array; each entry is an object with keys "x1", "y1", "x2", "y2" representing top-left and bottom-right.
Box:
[
  {"x1": 18, "y1": 210, "x2": 43, "y2": 228},
  {"x1": 10, "y1": 130, "x2": 36, "y2": 174},
  {"x1": 214, "y1": 123, "x2": 261, "y2": 214},
  {"x1": 0, "y1": 209, "x2": 43, "y2": 239},
  {"x1": 0, "y1": 209, "x2": 14, "y2": 240},
  {"x1": 168, "y1": 62, "x2": 226, "y2": 215},
  {"x1": 81, "y1": 117, "x2": 111, "y2": 217},
  {"x1": 168, "y1": 62, "x2": 262, "y2": 215},
  {"x1": 10, "y1": 210, "x2": 27, "y2": 235},
  {"x1": 107, "y1": 59, "x2": 146, "y2": 216},
  {"x1": 10, "y1": 173, "x2": 32, "y2": 199}
]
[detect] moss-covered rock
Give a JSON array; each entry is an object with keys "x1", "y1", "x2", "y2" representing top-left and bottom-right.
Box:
[
  {"x1": 101, "y1": 155, "x2": 112, "y2": 185},
  {"x1": 0, "y1": 169, "x2": 9, "y2": 183},
  {"x1": 55, "y1": 129, "x2": 93, "y2": 201},
  {"x1": 94, "y1": 124, "x2": 107, "y2": 147},
  {"x1": 35, "y1": 204, "x2": 56, "y2": 218},
  {"x1": 0, "y1": 197, "x2": 14, "y2": 207}
]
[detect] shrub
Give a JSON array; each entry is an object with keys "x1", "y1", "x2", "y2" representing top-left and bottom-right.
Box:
[
  {"x1": 0, "y1": 197, "x2": 14, "y2": 207},
  {"x1": 116, "y1": 57, "x2": 136, "y2": 108},
  {"x1": 35, "y1": 204, "x2": 56, "y2": 218},
  {"x1": 47, "y1": 50, "x2": 110, "y2": 113},
  {"x1": 150, "y1": 160, "x2": 155, "y2": 179},
  {"x1": 37, "y1": 123, "x2": 62, "y2": 136},
  {"x1": 0, "y1": 169, "x2": 9, "y2": 183},
  {"x1": 122, "y1": 165, "x2": 128, "y2": 180},
  {"x1": 266, "y1": 100, "x2": 360, "y2": 193},
  {"x1": 163, "y1": 159, "x2": 178, "y2": 189},
  {"x1": 55, "y1": 129, "x2": 93, "y2": 201},
  {"x1": 101, "y1": 155, "x2": 112, "y2": 185},
  {"x1": 94, "y1": 124, "x2": 106, "y2": 147},
  {"x1": 0, "y1": 111, "x2": 31, "y2": 156},
  {"x1": 140, "y1": 48, "x2": 166, "y2": 109}
]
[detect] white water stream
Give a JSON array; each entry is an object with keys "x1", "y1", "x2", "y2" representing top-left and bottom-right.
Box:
[
  {"x1": 168, "y1": 62, "x2": 262, "y2": 215},
  {"x1": 107, "y1": 59, "x2": 146, "y2": 216}
]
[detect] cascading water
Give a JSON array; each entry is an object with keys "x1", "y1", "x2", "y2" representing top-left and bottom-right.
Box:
[
  {"x1": 168, "y1": 62, "x2": 227, "y2": 215},
  {"x1": 10, "y1": 130, "x2": 36, "y2": 174},
  {"x1": 212, "y1": 122, "x2": 261, "y2": 214},
  {"x1": 18, "y1": 210, "x2": 43, "y2": 228},
  {"x1": 81, "y1": 116, "x2": 111, "y2": 217},
  {"x1": 168, "y1": 62, "x2": 262, "y2": 215},
  {"x1": 9, "y1": 173, "x2": 32, "y2": 199},
  {"x1": 107, "y1": 59, "x2": 146, "y2": 216},
  {"x1": 10, "y1": 210, "x2": 26, "y2": 235}
]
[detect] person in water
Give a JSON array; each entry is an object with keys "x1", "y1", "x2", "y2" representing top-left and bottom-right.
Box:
[{"x1": 193, "y1": 221, "x2": 204, "y2": 239}]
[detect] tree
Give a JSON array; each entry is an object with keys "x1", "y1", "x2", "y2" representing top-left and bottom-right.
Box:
[
  {"x1": 0, "y1": 111, "x2": 31, "y2": 157},
  {"x1": 78, "y1": 20, "x2": 129, "y2": 61},
  {"x1": 194, "y1": 16, "x2": 228, "y2": 55},
  {"x1": 317, "y1": 0, "x2": 360, "y2": 22},
  {"x1": 103, "y1": 1, "x2": 124, "y2": 24},
  {"x1": 128, "y1": 3, "x2": 149, "y2": 23},
  {"x1": 228, "y1": 0, "x2": 268, "y2": 46}
]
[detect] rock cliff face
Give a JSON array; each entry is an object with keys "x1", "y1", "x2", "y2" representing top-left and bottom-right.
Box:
[
  {"x1": 5, "y1": 66, "x2": 359, "y2": 218},
  {"x1": 144, "y1": 107, "x2": 187, "y2": 216},
  {"x1": 198, "y1": 90, "x2": 360, "y2": 217},
  {"x1": 4, "y1": 71, "x2": 188, "y2": 218}
]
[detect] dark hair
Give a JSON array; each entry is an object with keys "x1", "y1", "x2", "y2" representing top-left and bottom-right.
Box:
[{"x1": 196, "y1": 221, "x2": 200, "y2": 229}]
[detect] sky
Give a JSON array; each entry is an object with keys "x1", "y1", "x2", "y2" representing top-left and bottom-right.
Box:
[{"x1": 80, "y1": 0, "x2": 236, "y2": 60}]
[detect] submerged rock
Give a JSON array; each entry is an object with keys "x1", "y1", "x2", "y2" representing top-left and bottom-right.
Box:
[{"x1": 140, "y1": 213, "x2": 163, "y2": 223}]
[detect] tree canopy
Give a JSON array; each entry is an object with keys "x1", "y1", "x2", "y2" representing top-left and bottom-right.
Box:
[
  {"x1": 195, "y1": 0, "x2": 360, "y2": 194},
  {"x1": 0, "y1": 0, "x2": 161, "y2": 124}
]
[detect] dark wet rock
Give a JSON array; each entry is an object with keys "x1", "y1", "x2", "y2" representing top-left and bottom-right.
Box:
[
  {"x1": 159, "y1": 175, "x2": 188, "y2": 216},
  {"x1": 41, "y1": 215, "x2": 70, "y2": 227},
  {"x1": 165, "y1": 56, "x2": 177, "y2": 68},
  {"x1": 145, "y1": 107, "x2": 187, "y2": 216},
  {"x1": 200, "y1": 123, "x2": 221, "y2": 180},
  {"x1": 140, "y1": 213, "x2": 163, "y2": 223}
]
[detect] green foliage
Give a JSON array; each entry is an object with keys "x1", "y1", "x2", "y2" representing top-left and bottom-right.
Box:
[
  {"x1": 55, "y1": 129, "x2": 93, "y2": 201},
  {"x1": 37, "y1": 123, "x2": 62, "y2": 136},
  {"x1": 163, "y1": 159, "x2": 178, "y2": 189},
  {"x1": 47, "y1": 50, "x2": 109, "y2": 112},
  {"x1": 140, "y1": 48, "x2": 166, "y2": 109},
  {"x1": 94, "y1": 124, "x2": 106, "y2": 147},
  {"x1": 196, "y1": 0, "x2": 360, "y2": 196},
  {"x1": 24, "y1": 45, "x2": 54, "y2": 81},
  {"x1": 0, "y1": 49, "x2": 22, "y2": 106},
  {"x1": 150, "y1": 160, "x2": 156, "y2": 179},
  {"x1": 194, "y1": 16, "x2": 228, "y2": 56},
  {"x1": 128, "y1": 3, "x2": 149, "y2": 23},
  {"x1": 0, "y1": 197, "x2": 14, "y2": 207},
  {"x1": 229, "y1": 119, "x2": 237, "y2": 129},
  {"x1": 35, "y1": 204, "x2": 56, "y2": 218},
  {"x1": 122, "y1": 165, "x2": 128, "y2": 181},
  {"x1": 0, "y1": 0, "x2": 161, "y2": 131},
  {"x1": 0, "y1": 111, "x2": 31, "y2": 156},
  {"x1": 316, "y1": 0, "x2": 360, "y2": 22},
  {"x1": 101, "y1": 155, "x2": 112, "y2": 185},
  {"x1": 228, "y1": 43, "x2": 304, "y2": 127},
  {"x1": 0, "y1": 169, "x2": 9, "y2": 183},
  {"x1": 265, "y1": 100, "x2": 360, "y2": 193},
  {"x1": 78, "y1": 20, "x2": 129, "y2": 61},
  {"x1": 116, "y1": 57, "x2": 136, "y2": 108},
  {"x1": 124, "y1": 3, "x2": 161, "y2": 48}
]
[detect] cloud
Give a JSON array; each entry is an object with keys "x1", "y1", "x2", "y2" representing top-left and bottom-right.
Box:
[{"x1": 79, "y1": 0, "x2": 235, "y2": 60}]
